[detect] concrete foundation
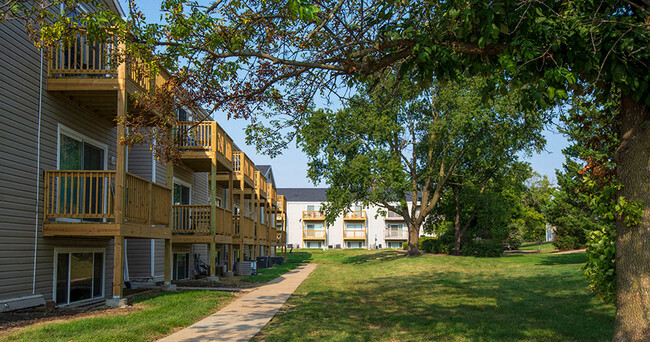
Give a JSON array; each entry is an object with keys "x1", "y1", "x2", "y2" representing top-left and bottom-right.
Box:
[
  {"x1": 106, "y1": 298, "x2": 128, "y2": 308},
  {"x1": 207, "y1": 276, "x2": 219, "y2": 282},
  {"x1": 223, "y1": 271, "x2": 234, "y2": 277},
  {"x1": 162, "y1": 283, "x2": 177, "y2": 291}
]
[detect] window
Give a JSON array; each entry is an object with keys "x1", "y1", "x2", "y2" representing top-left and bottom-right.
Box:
[
  {"x1": 55, "y1": 249, "x2": 104, "y2": 305},
  {"x1": 346, "y1": 241, "x2": 365, "y2": 249},
  {"x1": 307, "y1": 205, "x2": 321, "y2": 211},
  {"x1": 173, "y1": 253, "x2": 190, "y2": 280},
  {"x1": 176, "y1": 108, "x2": 188, "y2": 121},
  {"x1": 173, "y1": 183, "x2": 191, "y2": 205},
  {"x1": 387, "y1": 241, "x2": 403, "y2": 249},
  {"x1": 345, "y1": 223, "x2": 364, "y2": 230},
  {"x1": 306, "y1": 241, "x2": 322, "y2": 248},
  {"x1": 387, "y1": 223, "x2": 405, "y2": 231},
  {"x1": 305, "y1": 223, "x2": 324, "y2": 230}
]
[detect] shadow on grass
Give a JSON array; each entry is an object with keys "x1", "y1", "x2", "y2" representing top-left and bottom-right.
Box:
[
  {"x1": 262, "y1": 255, "x2": 613, "y2": 342},
  {"x1": 341, "y1": 250, "x2": 406, "y2": 264},
  {"x1": 243, "y1": 252, "x2": 313, "y2": 283},
  {"x1": 537, "y1": 253, "x2": 587, "y2": 266}
]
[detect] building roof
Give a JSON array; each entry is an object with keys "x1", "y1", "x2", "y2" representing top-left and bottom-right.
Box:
[
  {"x1": 277, "y1": 188, "x2": 328, "y2": 202},
  {"x1": 277, "y1": 187, "x2": 420, "y2": 202},
  {"x1": 256, "y1": 165, "x2": 275, "y2": 187}
]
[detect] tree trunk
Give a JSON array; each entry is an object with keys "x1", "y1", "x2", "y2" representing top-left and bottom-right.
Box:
[
  {"x1": 613, "y1": 94, "x2": 650, "y2": 341},
  {"x1": 407, "y1": 221, "x2": 420, "y2": 256}
]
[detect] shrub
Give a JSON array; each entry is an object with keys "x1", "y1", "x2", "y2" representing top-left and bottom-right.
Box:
[
  {"x1": 438, "y1": 235, "x2": 455, "y2": 254},
  {"x1": 419, "y1": 237, "x2": 437, "y2": 253},
  {"x1": 402, "y1": 242, "x2": 409, "y2": 250},
  {"x1": 553, "y1": 235, "x2": 583, "y2": 251},
  {"x1": 462, "y1": 239, "x2": 504, "y2": 257}
]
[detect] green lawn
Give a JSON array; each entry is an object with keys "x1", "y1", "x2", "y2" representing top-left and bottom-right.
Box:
[
  {"x1": 258, "y1": 249, "x2": 614, "y2": 341},
  {"x1": 242, "y1": 252, "x2": 313, "y2": 283},
  {"x1": 1, "y1": 291, "x2": 235, "y2": 342},
  {"x1": 519, "y1": 241, "x2": 557, "y2": 253}
]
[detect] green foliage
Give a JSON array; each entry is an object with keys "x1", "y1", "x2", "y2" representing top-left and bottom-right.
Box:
[
  {"x1": 553, "y1": 235, "x2": 582, "y2": 251},
  {"x1": 402, "y1": 242, "x2": 409, "y2": 250},
  {"x1": 418, "y1": 237, "x2": 437, "y2": 253},
  {"x1": 584, "y1": 226, "x2": 617, "y2": 304},
  {"x1": 462, "y1": 239, "x2": 504, "y2": 258}
]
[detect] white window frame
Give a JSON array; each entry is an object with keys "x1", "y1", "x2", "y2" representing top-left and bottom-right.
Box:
[
  {"x1": 57, "y1": 124, "x2": 108, "y2": 171},
  {"x1": 53, "y1": 247, "x2": 106, "y2": 306},
  {"x1": 173, "y1": 177, "x2": 192, "y2": 205}
]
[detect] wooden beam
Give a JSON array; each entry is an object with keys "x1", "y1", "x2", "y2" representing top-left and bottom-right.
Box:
[
  {"x1": 115, "y1": 88, "x2": 127, "y2": 225},
  {"x1": 164, "y1": 238, "x2": 172, "y2": 284},
  {"x1": 210, "y1": 156, "x2": 217, "y2": 277},
  {"x1": 112, "y1": 235, "x2": 125, "y2": 298}
]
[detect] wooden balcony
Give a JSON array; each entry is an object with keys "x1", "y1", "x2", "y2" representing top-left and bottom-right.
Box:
[
  {"x1": 302, "y1": 211, "x2": 325, "y2": 220},
  {"x1": 269, "y1": 227, "x2": 277, "y2": 245},
  {"x1": 266, "y1": 183, "x2": 277, "y2": 206},
  {"x1": 303, "y1": 229, "x2": 326, "y2": 240},
  {"x1": 233, "y1": 215, "x2": 255, "y2": 244},
  {"x1": 43, "y1": 170, "x2": 171, "y2": 238},
  {"x1": 343, "y1": 230, "x2": 367, "y2": 240},
  {"x1": 344, "y1": 211, "x2": 366, "y2": 221},
  {"x1": 256, "y1": 223, "x2": 269, "y2": 243},
  {"x1": 173, "y1": 121, "x2": 234, "y2": 173},
  {"x1": 47, "y1": 29, "x2": 169, "y2": 121},
  {"x1": 277, "y1": 195, "x2": 287, "y2": 213},
  {"x1": 385, "y1": 229, "x2": 408, "y2": 240},
  {"x1": 277, "y1": 230, "x2": 287, "y2": 245},
  {"x1": 222, "y1": 151, "x2": 254, "y2": 190},
  {"x1": 171, "y1": 205, "x2": 233, "y2": 244},
  {"x1": 254, "y1": 171, "x2": 268, "y2": 199}
]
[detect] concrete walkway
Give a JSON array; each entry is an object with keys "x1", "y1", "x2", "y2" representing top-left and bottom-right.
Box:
[{"x1": 159, "y1": 263, "x2": 317, "y2": 342}]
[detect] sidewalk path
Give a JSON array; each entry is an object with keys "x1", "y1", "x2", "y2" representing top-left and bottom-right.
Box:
[{"x1": 159, "y1": 263, "x2": 317, "y2": 342}]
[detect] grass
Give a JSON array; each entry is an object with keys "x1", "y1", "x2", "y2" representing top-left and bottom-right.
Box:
[
  {"x1": 519, "y1": 241, "x2": 557, "y2": 253},
  {"x1": 257, "y1": 249, "x2": 614, "y2": 341},
  {"x1": 242, "y1": 252, "x2": 313, "y2": 283},
  {"x1": 1, "y1": 290, "x2": 235, "y2": 342}
]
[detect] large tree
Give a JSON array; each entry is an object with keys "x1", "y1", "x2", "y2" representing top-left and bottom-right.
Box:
[
  {"x1": 9, "y1": 0, "x2": 649, "y2": 338},
  {"x1": 299, "y1": 75, "x2": 544, "y2": 255}
]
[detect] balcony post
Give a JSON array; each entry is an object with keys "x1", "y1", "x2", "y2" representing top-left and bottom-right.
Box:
[
  {"x1": 164, "y1": 129, "x2": 174, "y2": 287},
  {"x1": 209, "y1": 156, "x2": 217, "y2": 278},
  {"x1": 227, "y1": 171, "x2": 234, "y2": 272}
]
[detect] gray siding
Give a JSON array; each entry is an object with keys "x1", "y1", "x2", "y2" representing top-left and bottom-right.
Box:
[{"x1": 1, "y1": 15, "x2": 118, "y2": 302}]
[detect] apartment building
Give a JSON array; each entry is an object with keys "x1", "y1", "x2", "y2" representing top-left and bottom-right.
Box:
[
  {"x1": 278, "y1": 188, "x2": 427, "y2": 250},
  {"x1": 0, "y1": 1, "x2": 286, "y2": 311}
]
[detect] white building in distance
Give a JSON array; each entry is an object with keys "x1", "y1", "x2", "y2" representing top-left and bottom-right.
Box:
[{"x1": 278, "y1": 188, "x2": 430, "y2": 249}]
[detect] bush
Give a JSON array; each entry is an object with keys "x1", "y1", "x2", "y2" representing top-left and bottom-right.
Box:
[
  {"x1": 438, "y1": 235, "x2": 455, "y2": 254},
  {"x1": 552, "y1": 235, "x2": 583, "y2": 251},
  {"x1": 419, "y1": 237, "x2": 437, "y2": 253},
  {"x1": 462, "y1": 239, "x2": 504, "y2": 257},
  {"x1": 402, "y1": 242, "x2": 409, "y2": 250}
]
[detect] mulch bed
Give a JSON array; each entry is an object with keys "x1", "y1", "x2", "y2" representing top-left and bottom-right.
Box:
[
  {"x1": 173, "y1": 276, "x2": 258, "y2": 289},
  {"x1": 0, "y1": 304, "x2": 141, "y2": 335}
]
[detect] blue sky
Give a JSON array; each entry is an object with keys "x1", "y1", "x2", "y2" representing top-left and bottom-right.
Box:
[{"x1": 119, "y1": 0, "x2": 570, "y2": 188}]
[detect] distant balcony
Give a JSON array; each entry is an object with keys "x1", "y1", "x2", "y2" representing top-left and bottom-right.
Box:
[
  {"x1": 343, "y1": 230, "x2": 366, "y2": 240},
  {"x1": 303, "y1": 211, "x2": 325, "y2": 220},
  {"x1": 43, "y1": 170, "x2": 171, "y2": 238},
  {"x1": 385, "y1": 229, "x2": 408, "y2": 240},
  {"x1": 344, "y1": 211, "x2": 366, "y2": 221},
  {"x1": 303, "y1": 229, "x2": 326, "y2": 240},
  {"x1": 277, "y1": 230, "x2": 287, "y2": 245},
  {"x1": 254, "y1": 171, "x2": 268, "y2": 198},
  {"x1": 384, "y1": 211, "x2": 404, "y2": 220}
]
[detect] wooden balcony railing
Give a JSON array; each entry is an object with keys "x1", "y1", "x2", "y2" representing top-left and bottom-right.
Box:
[
  {"x1": 254, "y1": 171, "x2": 267, "y2": 197},
  {"x1": 267, "y1": 184, "x2": 277, "y2": 204},
  {"x1": 303, "y1": 229, "x2": 326, "y2": 239},
  {"x1": 385, "y1": 229, "x2": 408, "y2": 239},
  {"x1": 234, "y1": 215, "x2": 255, "y2": 239},
  {"x1": 277, "y1": 195, "x2": 287, "y2": 211},
  {"x1": 44, "y1": 170, "x2": 115, "y2": 220},
  {"x1": 172, "y1": 205, "x2": 210, "y2": 234},
  {"x1": 48, "y1": 31, "x2": 118, "y2": 76},
  {"x1": 125, "y1": 173, "x2": 171, "y2": 225},
  {"x1": 302, "y1": 211, "x2": 325, "y2": 219},
  {"x1": 257, "y1": 224, "x2": 269, "y2": 241},
  {"x1": 344, "y1": 230, "x2": 367, "y2": 239},
  {"x1": 344, "y1": 211, "x2": 366, "y2": 220},
  {"x1": 269, "y1": 227, "x2": 277, "y2": 243},
  {"x1": 47, "y1": 28, "x2": 167, "y2": 94},
  {"x1": 277, "y1": 230, "x2": 287, "y2": 244},
  {"x1": 172, "y1": 205, "x2": 232, "y2": 235},
  {"x1": 44, "y1": 170, "x2": 171, "y2": 226},
  {"x1": 174, "y1": 121, "x2": 234, "y2": 163},
  {"x1": 233, "y1": 152, "x2": 254, "y2": 183}
]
